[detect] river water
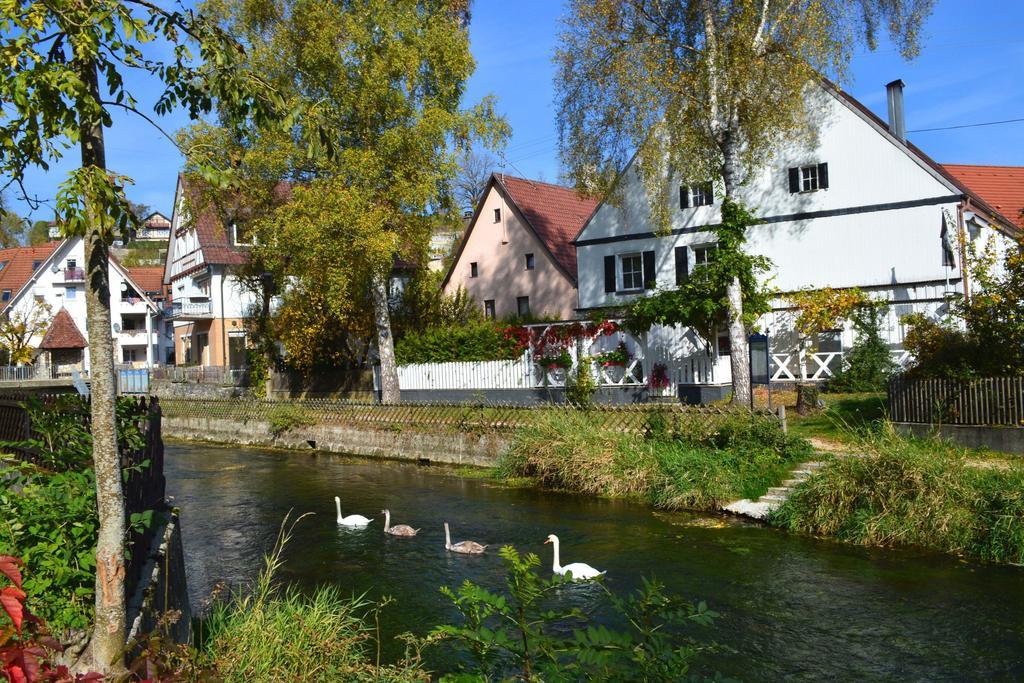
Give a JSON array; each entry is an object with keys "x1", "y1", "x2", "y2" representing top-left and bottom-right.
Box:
[{"x1": 165, "y1": 442, "x2": 1024, "y2": 680}]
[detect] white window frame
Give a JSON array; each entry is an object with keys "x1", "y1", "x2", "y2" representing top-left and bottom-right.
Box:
[
  {"x1": 231, "y1": 222, "x2": 258, "y2": 247},
  {"x1": 692, "y1": 244, "x2": 717, "y2": 268},
  {"x1": 689, "y1": 184, "x2": 713, "y2": 207},
  {"x1": 483, "y1": 299, "x2": 495, "y2": 320},
  {"x1": 618, "y1": 253, "x2": 643, "y2": 292},
  {"x1": 799, "y1": 165, "x2": 820, "y2": 192}
]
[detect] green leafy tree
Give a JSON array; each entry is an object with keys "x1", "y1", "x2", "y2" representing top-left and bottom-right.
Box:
[
  {"x1": 0, "y1": 193, "x2": 28, "y2": 248},
  {"x1": 181, "y1": 0, "x2": 508, "y2": 404},
  {"x1": 904, "y1": 239, "x2": 1024, "y2": 379},
  {"x1": 0, "y1": 0, "x2": 280, "y2": 670},
  {"x1": 555, "y1": 0, "x2": 934, "y2": 405},
  {"x1": 27, "y1": 220, "x2": 54, "y2": 246}
]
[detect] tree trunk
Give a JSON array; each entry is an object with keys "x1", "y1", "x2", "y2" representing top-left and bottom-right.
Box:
[
  {"x1": 77, "y1": 58, "x2": 126, "y2": 674},
  {"x1": 721, "y1": 137, "x2": 752, "y2": 407},
  {"x1": 371, "y1": 271, "x2": 400, "y2": 404}
]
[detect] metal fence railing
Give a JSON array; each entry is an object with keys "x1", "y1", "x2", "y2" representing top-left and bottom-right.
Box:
[
  {"x1": 160, "y1": 397, "x2": 781, "y2": 434},
  {"x1": 151, "y1": 366, "x2": 249, "y2": 386},
  {"x1": 889, "y1": 376, "x2": 1024, "y2": 427}
]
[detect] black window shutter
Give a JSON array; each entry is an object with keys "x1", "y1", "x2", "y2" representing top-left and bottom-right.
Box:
[
  {"x1": 604, "y1": 255, "x2": 616, "y2": 293},
  {"x1": 679, "y1": 185, "x2": 690, "y2": 209},
  {"x1": 705, "y1": 183, "x2": 714, "y2": 204},
  {"x1": 788, "y1": 167, "x2": 800, "y2": 193},
  {"x1": 817, "y1": 162, "x2": 829, "y2": 189},
  {"x1": 674, "y1": 246, "x2": 689, "y2": 286},
  {"x1": 642, "y1": 250, "x2": 656, "y2": 290}
]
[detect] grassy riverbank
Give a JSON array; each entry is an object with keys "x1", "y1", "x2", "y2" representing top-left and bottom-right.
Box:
[
  {"x1": 500, "y1": 409, "x2": 814, "y2": 510},
  {"x1": 772, "y1": 428, "x2": 1024, "y2": 564}
]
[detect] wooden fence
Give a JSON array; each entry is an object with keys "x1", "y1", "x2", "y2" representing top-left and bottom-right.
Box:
[
  {"x1": 160, "y1": 396, "x2": 782, "y2": 435},
  {"x1": 888, "y1": 376, "x2": 1024, "y2": 426}
]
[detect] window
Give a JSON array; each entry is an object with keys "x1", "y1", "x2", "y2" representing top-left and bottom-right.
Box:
[
  {"x1": 231, "y1": 222, "x2": 257, "y2": 246},
  {"x1": 494, "y1": 208, "x2": 502, "y2": 223},
  {"x1": 66, "y1": 259, "x2": 76, "y2": 270},
  {"x1": 122, "y1": 348, "x2": 139, "y2": 363},
  {"x1": 619, "y1": 253, "x2": 643, "y2": 291},
  {"x1": 680, "y1": 183, "x2": 713, "y2": 208},
  {"x1": 484, "y1": 299, "x2": 495, "y2": 320},
  {"x1": 32, "y1": 260, "x2": 42, "y2": 271},
  {"x1": 470, "y1": 262, "x2": 479, "y2": 278},
  {"x1": 66, "y1": 287, "x2": 77, "y2": 300},
  {"x1": 788, "y1": 163, "x2": 829, "y2": 193},
  {"x1": 717, "y1": 329, "x2": 732, "y2": 356},
  {"x1": 525, "y1": 253, "x2": 535, "y2": 270},
  {"x1": 1, "y1": 290, "x2": 9, "y2": 302},
  {"x1": 692, "y1": 244, "x2": 717, "y2": 267},
  {"x1": 516, "y1": 296, "x2": 530, "y2": 317}
]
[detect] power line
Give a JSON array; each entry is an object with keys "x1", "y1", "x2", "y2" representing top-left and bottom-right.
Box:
[{"x1": 909, "y1": 117, "x2": 1024, "y2": 133}]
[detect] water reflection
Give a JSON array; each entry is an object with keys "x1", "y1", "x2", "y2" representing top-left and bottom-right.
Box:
[{"x1": 165, "y1": 442, "x2": 1024, "y2": 680}]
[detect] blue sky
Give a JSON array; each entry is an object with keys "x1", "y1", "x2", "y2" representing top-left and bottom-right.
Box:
[{"x1": 8, "y1": 0, "x2": 1024, "y2": 220}]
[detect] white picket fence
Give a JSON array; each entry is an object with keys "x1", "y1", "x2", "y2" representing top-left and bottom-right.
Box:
[{"x1": 397, "y1": 359, "x2": 532, "y2": 390}]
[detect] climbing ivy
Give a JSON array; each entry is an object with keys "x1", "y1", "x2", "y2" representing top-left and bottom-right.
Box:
[{"x1": 626, "y1": 199, "x2": 773, "y2": 342}]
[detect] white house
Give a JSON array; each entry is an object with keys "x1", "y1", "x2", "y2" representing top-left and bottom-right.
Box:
[
  {"x1": 2, "y1": 237, "x2": 168, "y2": 373},
  {"x1": 163, "y1": 175, "x2": 261, "y2": 368},
  {"x1": 573, "y1": 79, "x2": 1021, "y2": 396}
]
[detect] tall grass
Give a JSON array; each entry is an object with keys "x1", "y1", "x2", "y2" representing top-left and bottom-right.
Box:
[
  {"x1": 772, "y1": 427, "x2": 1024, "y2": 564},
  {"x1": 502, "y1": 410, "x2": 813, "y2": 510},
  {"x1": 195, "y1": 514, "x2": 428, "y2": 682}
]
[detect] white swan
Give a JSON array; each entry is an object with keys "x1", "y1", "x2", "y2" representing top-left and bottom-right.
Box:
[
  {"x1": 544, "y1": 534, "x2": 604, "y2": 580},
  {"x1": 444, "y1": 522, "x2": 486, "y2": 554},
  {"x1": 382, "y1": 509, "x2": 418, "y2": 537},
  {"x1": 334, "y1": 496, "x2": 372, "y2": 527}
]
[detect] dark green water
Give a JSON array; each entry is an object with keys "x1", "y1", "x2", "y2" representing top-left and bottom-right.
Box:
[{"x1": 165, "y1": 442, "x2": 1024, "y2": 681}]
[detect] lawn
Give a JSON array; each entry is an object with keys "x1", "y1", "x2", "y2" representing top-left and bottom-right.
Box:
[{"x1": 753, "y1": 388, "x2": 888, "y2": 449}]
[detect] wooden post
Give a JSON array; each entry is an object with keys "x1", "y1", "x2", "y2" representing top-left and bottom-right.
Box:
[{"x1": 777, "y1": 404, "x2": 787, "y2": 433}]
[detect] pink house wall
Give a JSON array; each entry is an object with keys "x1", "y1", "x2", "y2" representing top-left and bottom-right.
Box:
[{"x1": 443, "y1": 185, "x2": 578, "y2": 320}]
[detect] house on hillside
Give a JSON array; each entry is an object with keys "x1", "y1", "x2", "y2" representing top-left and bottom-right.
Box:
[
  {"x1": 0, "y1": 237, "x2": 167, "y2": 372},
  {"x1": 442, "y1": 173, "x2": 599, "y2": 320},
  {"x1": 573, "y1": 79, "x2": 1020, "y2": 399},
  {"x1": 135, "y1": 211, "x2": 172, "y2": 242},
  {"x1": 163, "y1": 175, "x2": 264, "y2": 369}
]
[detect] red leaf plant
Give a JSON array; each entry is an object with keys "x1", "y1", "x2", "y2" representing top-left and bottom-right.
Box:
[{"x1": 0, "y1": 556, "x2": 102, "y2": 683}]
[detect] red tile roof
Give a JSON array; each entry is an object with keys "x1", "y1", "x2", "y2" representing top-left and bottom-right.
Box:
[
  {"x1": 127, "y1": 266, "x2": 165, "y2": 296},
  {"x1": 495, "y1": 175, "x2": 600, "y2": 281},
  {"x1": 0, "y1": 243, "x2": 60, "y2": 311},
  {"x1": 942, "y1": 164, "x2": 1024, "y2": 230},
  {"x1": 179, "y1": 175, "x2": 292, "y2": 266},
  {"x1": 39, "y1": 307, "x2": 88, "y2": 350}
]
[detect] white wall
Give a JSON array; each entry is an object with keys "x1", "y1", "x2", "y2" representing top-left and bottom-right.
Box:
[{"x1": 576, "y1": 83, "x2": 990, "y2": 353}]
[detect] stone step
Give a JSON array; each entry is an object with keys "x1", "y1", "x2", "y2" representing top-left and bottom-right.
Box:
[
  {"x1": 758, "y1": 493, "x2": 789, "y2": 503},
  {"x1": 765, "y1": 487, "x2": 792, "y2": 497},
  {"x1": 722, "y1": 498, "x2": 779, "y2": 520},
  {"x1": 781, "y1": 479, "x2": 805, "y2": 487}
]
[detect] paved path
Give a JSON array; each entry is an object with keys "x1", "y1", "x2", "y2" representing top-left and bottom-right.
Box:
[{"x1": 722, "y1": 459, "x2": 828, "y2": 520}]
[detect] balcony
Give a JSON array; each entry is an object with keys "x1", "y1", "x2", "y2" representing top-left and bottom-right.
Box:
[
  {"x1": 164, "y1": 301, "x2": 214, "y2": 320},
  {"x1": 118, "y1": 329, "x2": 157, "y2": 345},
  {"x1": 61, "y1": 267, "x2": 85, "y2": 284}
]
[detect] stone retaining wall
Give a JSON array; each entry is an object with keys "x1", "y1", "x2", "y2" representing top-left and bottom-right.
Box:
[
  {"x1": 894, "y1": 422, "x2": 1024, "y2": 455},
  {"x1": 163, "y1": 415, "x2": 508, "y2": 467}
]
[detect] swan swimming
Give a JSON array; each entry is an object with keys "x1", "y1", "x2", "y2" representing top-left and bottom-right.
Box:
[
  {"x1": 444, "y1": 522, "x2": 486, "y2": 554},
  {"x1": 544, "y1": 534, "x2": 604, "y2": 580},
  {"x1": 334, "y1": 496, "x2": 372, "y2": 527},
  {"x1": 382, "y1": 509, "x2": 418, "y2": 537}
]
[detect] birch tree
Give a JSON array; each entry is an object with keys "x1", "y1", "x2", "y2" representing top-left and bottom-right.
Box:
[
  {"x1": 0, "y1": 0, "x2": 278, "y2": 671},
  {"x1": 182, "y1": 0, "x2": 507, "y2": 404},
  {"x1": 556, "y1": 0, "x2": 934, "y2": 405}
]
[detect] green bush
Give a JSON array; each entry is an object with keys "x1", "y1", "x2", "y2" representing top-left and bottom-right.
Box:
[
  {"x1": 0, "y1": 466, "x2": 97, "y2": 634},
  {"x1": 435, "y1": 545, "x2": 717, "y2": 681},
  {"x1": 395, "y1": 319, "x2": 521, "y2": 364},
  {"x1": 771, "y1": 428, "x2": 1024, "y2": 564},
  {"x1": 827, "y1": 307, "x2": 896, "y2": 392},
  {"x1": 503, "y1": 410, "x2": 811, "y2": 510}
]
